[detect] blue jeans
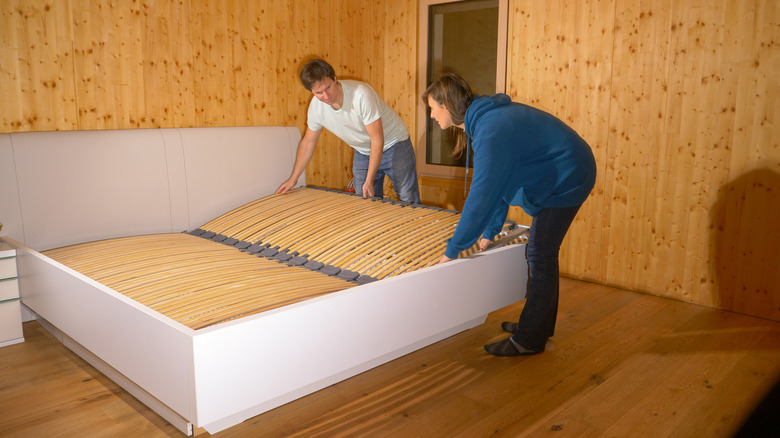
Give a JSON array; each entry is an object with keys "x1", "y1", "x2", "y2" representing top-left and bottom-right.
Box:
[
  {"x1": 352, "y1": 138, "x2": 421, "y2": 204},
  {"x1": 512, "y1": 205, "x2": 582, "y2": 352}
]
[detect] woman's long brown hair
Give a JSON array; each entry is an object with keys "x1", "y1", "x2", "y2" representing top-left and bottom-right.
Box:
[{"x1": 422, "y1": 73, "x2": 475, "y2": 158}]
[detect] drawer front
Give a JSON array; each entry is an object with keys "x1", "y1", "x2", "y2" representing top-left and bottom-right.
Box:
[
  {"x1": 0, "y1": 278, "x2": 19, "y2": 301},
  {"x1": 0, "y1": 257, "x2": 17, "y2": 279},
  {"x1": 0, "y1": 300, "x2": 23, "y2": 342}
]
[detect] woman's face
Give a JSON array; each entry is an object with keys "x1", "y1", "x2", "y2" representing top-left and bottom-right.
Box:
[{"x1": 427, "y1": 96, "x2": 455, "y2": 130}]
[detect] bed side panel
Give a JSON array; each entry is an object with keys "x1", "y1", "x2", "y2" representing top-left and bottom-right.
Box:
[{"x1": 191, "y1": 244, "x2": 527, "y2": 431}]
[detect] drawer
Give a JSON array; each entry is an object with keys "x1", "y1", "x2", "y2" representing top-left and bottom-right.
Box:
[
  {"x1": 0, "y1": 300, "x2": 23, "y2": 343},
  {"x1": 0, "y1": 278, "x2": 19, "y2": 301},
  {"x1": 0, "y1": 257, "x2": 17, "y2": 279}
]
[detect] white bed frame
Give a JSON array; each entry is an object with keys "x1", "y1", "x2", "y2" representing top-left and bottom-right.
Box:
[{"x1": 0, "y1": 127, "x2": 527, "y2": 435}]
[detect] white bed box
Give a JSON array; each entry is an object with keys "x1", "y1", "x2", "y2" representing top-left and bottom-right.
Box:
[{"x1": 0, "y1": 127, "x2": 527, "y2": 434}]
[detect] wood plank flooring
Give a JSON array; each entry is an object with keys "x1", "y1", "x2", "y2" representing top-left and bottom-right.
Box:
[{"x1": 1, "y1": 278, "x2": 778, "y2": 437}]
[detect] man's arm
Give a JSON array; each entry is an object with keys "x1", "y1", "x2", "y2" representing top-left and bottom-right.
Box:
[
  {"x1": 276, "y1": 128, "x2": 322, "y2": 194},
  {"x1": 362, "y1": 118, "x2": 384, "y2": 198}
]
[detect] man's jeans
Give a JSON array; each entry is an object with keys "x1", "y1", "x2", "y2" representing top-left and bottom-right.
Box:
[
  {"x1": 512, "y1": 204, "x2": 582, "y2": 351},
  {"x1": 352, "y1": 138, "x2": 421, "y2": 204}
]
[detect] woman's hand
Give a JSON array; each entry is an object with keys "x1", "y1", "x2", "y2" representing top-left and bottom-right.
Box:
[{"x1": 438, "y1": 254, "x2": 454, "y2": 264}]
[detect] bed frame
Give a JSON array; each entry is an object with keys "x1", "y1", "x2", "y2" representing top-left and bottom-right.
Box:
[{"x1": 0, "y1": 127, "x2": 527, "y2": 435}]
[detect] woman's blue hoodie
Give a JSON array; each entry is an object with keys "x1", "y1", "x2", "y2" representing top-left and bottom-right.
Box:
[{"x1": 444, "y1": 94, "x2": 597, "y2": 259}]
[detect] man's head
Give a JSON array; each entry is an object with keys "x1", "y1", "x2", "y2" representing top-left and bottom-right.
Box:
[
  {"x1": 301, "y1": 59, "x2": 342, "y2": 108},
  {"x1": 300, "y1": 59, "x2": 336, "y2": 91}
]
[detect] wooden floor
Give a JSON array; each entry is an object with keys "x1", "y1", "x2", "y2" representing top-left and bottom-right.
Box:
[{"x1": 1, "y1": 278, "x2": 778, "y2": 437}]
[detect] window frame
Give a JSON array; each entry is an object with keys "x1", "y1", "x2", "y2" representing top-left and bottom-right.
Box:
[{"x1": 416, "y1": 0, "x2": 509, "y2": 179}]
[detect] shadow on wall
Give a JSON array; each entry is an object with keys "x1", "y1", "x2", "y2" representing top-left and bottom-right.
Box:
[{"x1": 710, "y1": 167, "x2": 780, "y2": 322}]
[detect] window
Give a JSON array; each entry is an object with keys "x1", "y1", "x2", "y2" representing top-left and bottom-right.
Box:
[{"x1": 417, "y1": 0, "x2": 508, "y2": 178}]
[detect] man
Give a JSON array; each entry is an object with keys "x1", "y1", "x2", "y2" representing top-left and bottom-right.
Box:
[{"x1": 276, "y1": 59, "x2": 421, "y2": 203}]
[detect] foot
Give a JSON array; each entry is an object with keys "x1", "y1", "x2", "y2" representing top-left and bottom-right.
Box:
[
  {"x1": 501, "y1": 321, "x2": 518, "y2": 333},
  {"x1": 484, "y1": 337, "x2": 541, "y2": 357}
]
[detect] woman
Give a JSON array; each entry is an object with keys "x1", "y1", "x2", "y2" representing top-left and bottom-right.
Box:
[{"x1": 423, "y1": 73, "x2": 596, "y2": 356}]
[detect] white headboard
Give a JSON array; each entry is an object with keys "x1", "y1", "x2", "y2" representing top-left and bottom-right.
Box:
[{"x1": 0, "y1": 126, "x2": 302, "y2": 251}]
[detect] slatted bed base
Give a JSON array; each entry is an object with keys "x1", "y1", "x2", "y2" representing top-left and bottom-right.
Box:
[{"x1": 43, "y1": 187, "x2": 526, "y2": 331}]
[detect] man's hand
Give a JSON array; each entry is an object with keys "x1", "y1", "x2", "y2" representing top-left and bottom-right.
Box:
[
  {"x1": 364, "y1": 118, "x2": 384, "y2": 199},
  {"x1": 275, "y1": 178, "x2": 297, "y2": 195},
  {"x1": 276, "y1": 128, "x2": 320, "y2": 195},
  {"x1": 362, "y1": 180, "x2": 375, "y2": 198}
]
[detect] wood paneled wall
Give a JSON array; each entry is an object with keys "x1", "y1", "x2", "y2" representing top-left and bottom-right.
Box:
[
  {"x1": 2, "y1": 0, "x2": 778, "y2": 320},
  {"x1": 0, "y1": 0, "x2": 416, "y2": 192}
]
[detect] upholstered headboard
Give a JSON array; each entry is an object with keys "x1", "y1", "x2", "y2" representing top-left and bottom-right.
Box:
[{"x1": 0, "y1": 127, "x2": 302, "y2": 251}]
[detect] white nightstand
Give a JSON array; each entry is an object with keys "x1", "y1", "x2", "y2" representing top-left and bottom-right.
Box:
[{"x1": 0, "y1": 240, "x2": 23, "y2": 347}]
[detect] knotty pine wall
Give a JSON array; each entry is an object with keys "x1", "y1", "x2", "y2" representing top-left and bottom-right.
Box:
[
  {"x1": 1, "y1": 0, "x2": 778, "y2": 320},
  {"x1": 0, "y1": 0, "x2": 416, "y2": 191},
  {"x1": 506, "y1": 0, "x2": 779, "y2": 321}
]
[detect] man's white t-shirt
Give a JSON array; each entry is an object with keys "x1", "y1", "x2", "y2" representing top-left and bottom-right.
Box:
[{"x1": 306, "y1": 80, "x2": 409, "y2": 155}]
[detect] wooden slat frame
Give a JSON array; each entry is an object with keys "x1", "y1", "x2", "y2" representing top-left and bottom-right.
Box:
[{"x1": 44, "y1": 188, "x2": 518, "y2": 330}]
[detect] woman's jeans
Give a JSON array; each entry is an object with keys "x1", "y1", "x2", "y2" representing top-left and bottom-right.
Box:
[
  {"x1": 352, "y1": 138, "x2": 421, "y2": 204},
  {"x1": 512, "y1": 204, "x2": 582, "y2": 352}
]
